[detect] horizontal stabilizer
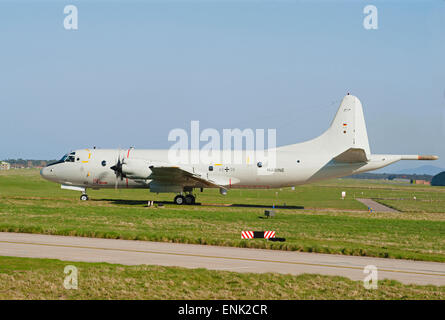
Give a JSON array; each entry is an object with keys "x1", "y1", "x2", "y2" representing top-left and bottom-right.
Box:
[{"x1": 333, "y1": 148, "x2": 369, "y2": 163}]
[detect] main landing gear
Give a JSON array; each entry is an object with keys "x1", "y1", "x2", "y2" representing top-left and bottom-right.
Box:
[
  {"x1": 174, "y1": 194, "x2": 196, "y2": 205},
  {"x1": 80, "y1": 192, "x2": 89, "y2": 201}
]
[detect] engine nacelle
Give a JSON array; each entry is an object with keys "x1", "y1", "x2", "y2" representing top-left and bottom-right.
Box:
[{"x1": 121, "y1": 158, "x2": 152, "y2": 179}]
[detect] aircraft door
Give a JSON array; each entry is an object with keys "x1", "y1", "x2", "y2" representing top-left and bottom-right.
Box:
[{"x1": 76, "y1": 149, "x2": 93, "y2": 185}]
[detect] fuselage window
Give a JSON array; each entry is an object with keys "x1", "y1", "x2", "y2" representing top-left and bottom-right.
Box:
[
  {"x1": 101, "y1": 160, "x2": 107, "y2": 167},
  {"x1": 208, "y1": 165, "x2": 213, "y2": 171},
  {"x1": 257, "y1": 162, "x2": 262, "y2": 168}
]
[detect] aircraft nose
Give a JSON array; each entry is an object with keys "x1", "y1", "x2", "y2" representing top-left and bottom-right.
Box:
[
  {"x1": 40, "y1": 166, "x2": 56, "y2": 181},
  {"x1": 40, "y1": 167, "x2": 48, "y2": 179}
]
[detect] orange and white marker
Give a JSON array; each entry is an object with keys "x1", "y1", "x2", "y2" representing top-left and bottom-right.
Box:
[
  {"x1": 241, "y1": 231, "x2": 276, "y2": 239},
  {"x1": 264, "y1": 231, "x2": 276, "y2": 239},
  {"x1": 241, "y1": 231, "x2": 254, "y2": 239}
]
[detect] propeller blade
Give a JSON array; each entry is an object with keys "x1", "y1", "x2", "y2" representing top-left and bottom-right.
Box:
[{"x1": 110, "y1": 148, "x2": 123, "y2": 190}]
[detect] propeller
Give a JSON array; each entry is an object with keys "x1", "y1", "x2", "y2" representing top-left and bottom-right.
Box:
[{"x1": 110, "y1": 149, "x2": 125, "y2": 189}]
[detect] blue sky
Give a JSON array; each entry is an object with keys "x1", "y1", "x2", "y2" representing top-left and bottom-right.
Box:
[{"x1": 1, "y1": 0, "x2": 444, "y2": 171}]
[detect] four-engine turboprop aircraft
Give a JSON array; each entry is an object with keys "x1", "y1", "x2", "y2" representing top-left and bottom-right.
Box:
[{"x1": 40, "y1": 94, "x2": 438, "y2": 204}]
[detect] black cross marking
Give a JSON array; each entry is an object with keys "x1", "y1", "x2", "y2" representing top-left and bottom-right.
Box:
[{"x1": 224, "y1": 167, "x2": 230, "y2": 172}]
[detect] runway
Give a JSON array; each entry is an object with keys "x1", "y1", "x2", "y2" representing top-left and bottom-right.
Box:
[{"x1": 0, "y1": 232, "x2": 443, "y2": 286}]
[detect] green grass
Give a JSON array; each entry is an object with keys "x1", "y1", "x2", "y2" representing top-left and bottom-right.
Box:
[
  {"x1": 377, "y1": 199, "x2": 445, "y2": 213},
  {"x1": 322, "y1": 178, "x2": 445, "y2": 213},
  {"x1": 0, "y1": 169, "x2": 444, "y2": 262},
  {"x1": 0, "y1": 255, "x2": 443, "y2": 300}
]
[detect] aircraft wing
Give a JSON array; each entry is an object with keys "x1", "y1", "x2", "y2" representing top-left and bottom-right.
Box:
[
  {"x1": 333, "y1": 148, "x2": 369, "y2": 163},
  {"x1": 148, "y1": 165, "x2": 227, "y2": 190}
]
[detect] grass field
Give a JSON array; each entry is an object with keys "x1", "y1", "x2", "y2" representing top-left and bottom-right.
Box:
[
  {"x1": 0, "y1": 255, "x2": 443, "y2": 300},
  {"x1": 0, "y1": 169, "x2": 444, "y2": 262}
]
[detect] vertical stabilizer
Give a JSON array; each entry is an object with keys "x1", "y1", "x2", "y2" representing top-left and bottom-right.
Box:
[
  {"x1": 277, "y1": 94, "x2": 371, "y2": 155},
  {"x1": 325, "y1": 94, "x2": 371, "y2": 155}
]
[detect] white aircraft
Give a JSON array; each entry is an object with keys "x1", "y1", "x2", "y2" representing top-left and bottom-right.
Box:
[{"x1": 40, "y1": 94, "x2": 438, "y2": 204}]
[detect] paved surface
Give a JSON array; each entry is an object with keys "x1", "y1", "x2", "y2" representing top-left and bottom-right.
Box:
[
  {"x1": 0, "y1": 232, "x2": 443, "y2": 286},
  {"x1": 356, "y1": 198, "x2": 399, "y2": 213}
]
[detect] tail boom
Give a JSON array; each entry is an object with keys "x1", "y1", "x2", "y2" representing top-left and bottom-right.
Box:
[{"x1": 401, "y1": 155, "x2": 439, "y2": 160}]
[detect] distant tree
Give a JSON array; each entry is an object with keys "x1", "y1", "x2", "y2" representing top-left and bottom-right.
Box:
[
  {"x1": 348, "y1": 172, "x2": 433, "y2": 181},
  {"x1": 2, "y1": 159, "x2": 56, "y2": 168},
  {"x1": 431, "y1": 172, "x2": 445, "y2": 186}
]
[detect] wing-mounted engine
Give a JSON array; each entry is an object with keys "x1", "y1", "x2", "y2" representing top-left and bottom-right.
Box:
[
  {"x1": 110, "y1": 157, "x2": 152, "y2": 180},
  {"x1": 121, "y1": 158, "x2": 152, "y2": 179},
  {"x1": 110, "y1": 155, "x2": 230, "y2": 194}
]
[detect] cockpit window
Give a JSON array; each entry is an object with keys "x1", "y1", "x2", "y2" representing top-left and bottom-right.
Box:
[
  {"x1": 61, "y1": 152, "x2": 75, "y2": 162},
  {"x1": 66, "y1": 152, "x2": 75, "y2": 162},
  {"x1": 46, "y1": 152, "x2": 75, "y2": 167}
]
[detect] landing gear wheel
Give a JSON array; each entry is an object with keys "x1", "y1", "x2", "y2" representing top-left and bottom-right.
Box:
[
  {"x1": 174, "y1": 195, "x2": 185, "y2": 205},
  {"x1": 185, "y1": 194, "x2": 195, "y2": 205},
  {"x1": 80, "y1": 194, "x2": 89, "y2": 201}
]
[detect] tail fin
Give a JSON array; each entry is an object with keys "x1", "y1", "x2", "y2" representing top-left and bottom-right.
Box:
[
  {"x1": 278, "y1": 94, "x2": 371, "y2": 156},
  {"x1": 324, "y1": 94, "x2": 371, "y2": 155}
]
